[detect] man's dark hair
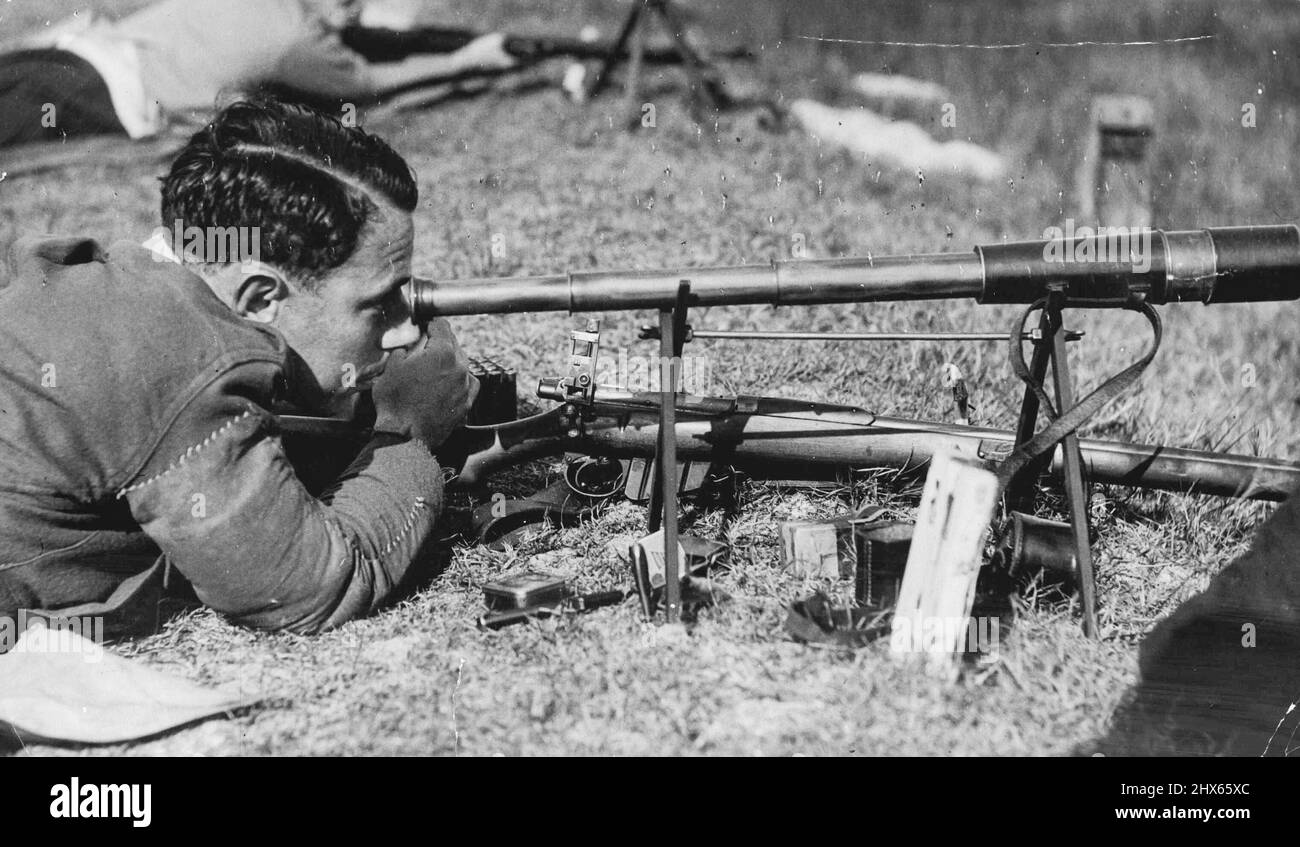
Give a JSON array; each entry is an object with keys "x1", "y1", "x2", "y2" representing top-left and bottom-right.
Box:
[{"x1": 160, "y1": 97, "x2": 418, "y2": 285}]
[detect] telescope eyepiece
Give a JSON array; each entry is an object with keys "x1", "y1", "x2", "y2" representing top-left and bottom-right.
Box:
[{"x1": 407, "y1": 276, "x2": 438, "y2": 324}]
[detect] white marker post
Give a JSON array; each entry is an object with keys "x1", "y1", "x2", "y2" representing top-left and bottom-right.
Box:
[{"x1": 890, "y1": 449, "x2": 999, "y2": 678}]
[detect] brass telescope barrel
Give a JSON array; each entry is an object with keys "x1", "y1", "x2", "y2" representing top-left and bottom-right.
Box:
[{"x1": 410, "y1": 225, "x2": 1300, "y2": 319}]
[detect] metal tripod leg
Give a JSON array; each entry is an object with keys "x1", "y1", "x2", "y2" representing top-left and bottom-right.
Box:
[
  {"x1": 1048, "y1": 314, "x2": 1099, "y2": 637},
  {"x1": 585, "y1": 0, "x2": 647, "y2": 100},
  {"x1": 654, "y1": 0, "x2": 733, "y2": 110},
  {"x1": 1007, "y1": 309, "x2": 1055, "y2": 513},
  {"x1": 1008, "y1": 293, "x2": 1098, "y2": 637},
  {"x1": 647, "y1": 281, "x2": 690, "y2": 623},
  {"x1": 583, "y1": 0, "x2": 732, "y2": 112}
]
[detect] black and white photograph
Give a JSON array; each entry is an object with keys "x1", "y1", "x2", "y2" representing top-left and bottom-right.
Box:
[{"x1": 0, "y1": 0, "x2": 1296, "y2": 796}]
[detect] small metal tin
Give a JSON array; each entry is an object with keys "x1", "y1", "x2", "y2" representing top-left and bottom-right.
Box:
[{"x1": 483, "y1": 571, "x2": 573, "y2": 611}]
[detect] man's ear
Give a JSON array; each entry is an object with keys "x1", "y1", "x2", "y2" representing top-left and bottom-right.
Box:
[{"x1": 234, "y1": 263, "x2": 291, "y2": 323}]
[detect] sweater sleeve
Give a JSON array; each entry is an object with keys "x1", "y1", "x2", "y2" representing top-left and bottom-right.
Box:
[{"x1": 119, "y1": 361, "x2": 443, "y2": 634}]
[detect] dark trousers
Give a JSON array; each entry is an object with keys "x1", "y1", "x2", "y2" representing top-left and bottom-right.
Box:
[{"x1": 0, "y1": 48, "x2": 127, "y2": 148}]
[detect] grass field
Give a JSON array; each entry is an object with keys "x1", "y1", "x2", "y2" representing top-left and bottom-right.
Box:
[{"x1": 2, "y1": 0, "x2": 1299, "y2": 755}]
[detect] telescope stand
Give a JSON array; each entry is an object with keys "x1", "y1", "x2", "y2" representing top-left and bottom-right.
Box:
[
  {"x1": 1006, "y1": 288, "x2": 1099, "y2": 637},
  {"x1": 584, "y1": 0, "x2": 735, "y2": 114},
  {"x1": 642, "y1": 280, "x2": 1100, "y2": 634},
  {"x1": 645, "y1": 281, "x2": 692, "y2": 623}
]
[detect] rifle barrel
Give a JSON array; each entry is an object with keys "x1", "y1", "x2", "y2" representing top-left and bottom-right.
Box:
[
  {"x1": 571, "y1": 400, "x2": 1300, "y2": 502},
  {"x1": 410, "y1": 225, "x2": 1300, "y2": 318}
]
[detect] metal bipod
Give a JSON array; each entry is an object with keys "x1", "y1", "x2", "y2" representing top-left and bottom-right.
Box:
[{"x1": 1007, "y1": 287, "x2": 1098, "y2": 637}]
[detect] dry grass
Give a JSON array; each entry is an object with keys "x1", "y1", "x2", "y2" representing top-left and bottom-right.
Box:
[{"x1": 2, "y1": 0, "x2": 1298, "y2": 756}]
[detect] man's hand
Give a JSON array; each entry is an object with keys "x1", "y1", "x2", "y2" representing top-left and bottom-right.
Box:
[
  {"x1": 454, "y1": 32, "x2": 518, "y2": 71},
  {"x1": 371, "y1": 317, "x2": 479, "y2": 448}
]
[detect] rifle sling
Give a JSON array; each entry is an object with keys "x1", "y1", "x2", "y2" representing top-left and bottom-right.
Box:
[{"x1": 995, "y1": 300, "x2": 1163, "y2": 490}]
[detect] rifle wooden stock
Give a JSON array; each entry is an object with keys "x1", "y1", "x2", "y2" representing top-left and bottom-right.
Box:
[{"x1": 419, "y1": 391, "x2": 1298, "y2": 501}]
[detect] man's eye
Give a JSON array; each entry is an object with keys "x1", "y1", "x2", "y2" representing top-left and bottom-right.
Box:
[{"x1": 367, "y1": 289, "x2": 404, "y2": 323}]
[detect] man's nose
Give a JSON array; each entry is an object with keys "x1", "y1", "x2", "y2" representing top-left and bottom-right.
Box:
[{"x1": 381, "y1": 318, "x2": 422, "y2": 351}]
